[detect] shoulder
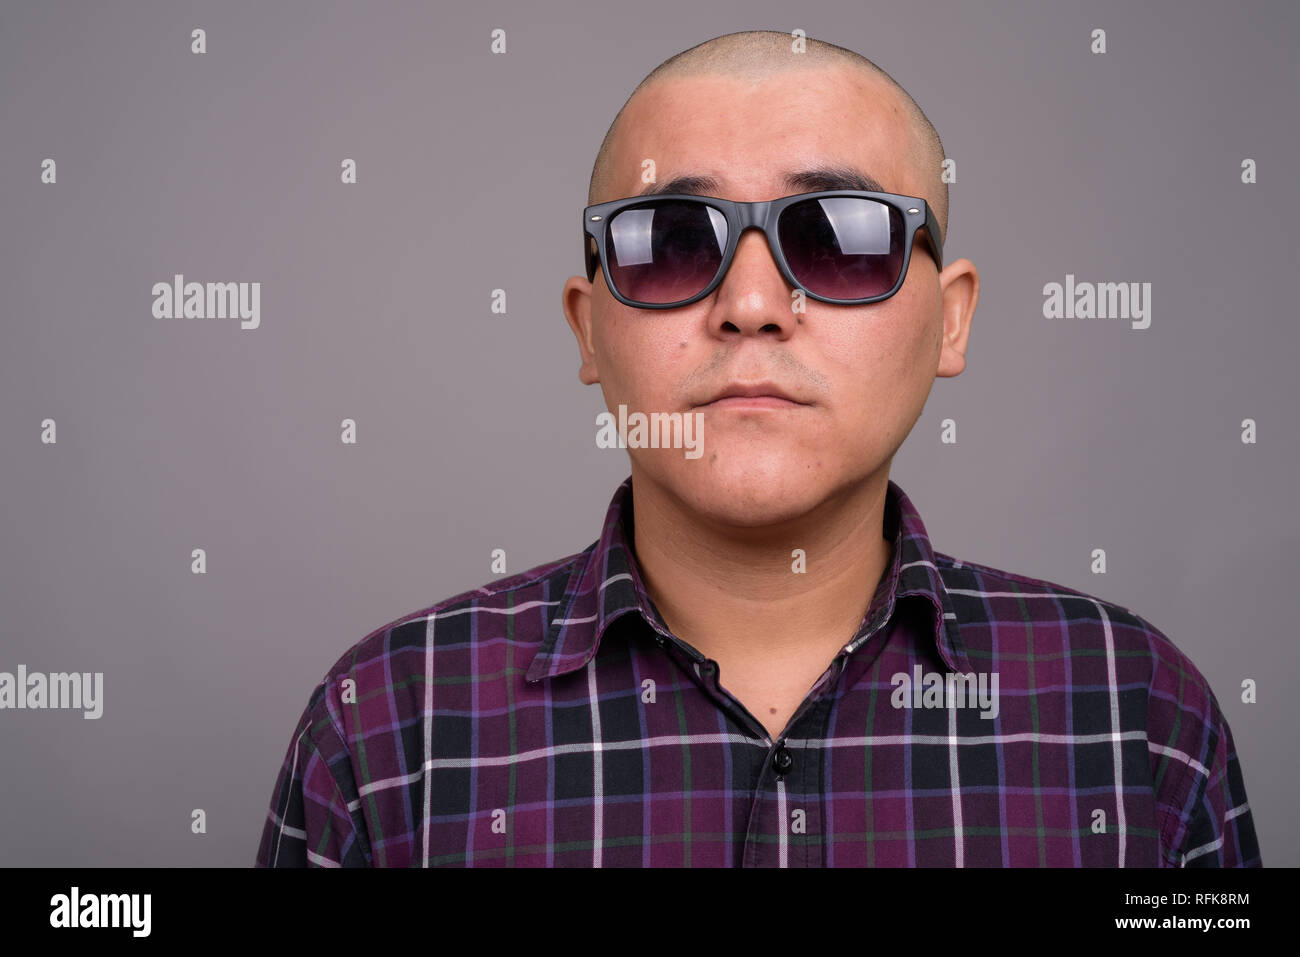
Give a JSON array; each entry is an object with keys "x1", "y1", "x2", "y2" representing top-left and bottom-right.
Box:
[
  {"x1": 297, "y1": 546, "x2": 592, "y2": 748},
  {"x1": 932, "y1": 552, "x2": 1245, "y2": 853},
  {"x1": 932, "y1": 550, "x2": 1221, "y2": 709},
  {"x1": 339, "y1": 548, "x2": 586, "y2": 673}
]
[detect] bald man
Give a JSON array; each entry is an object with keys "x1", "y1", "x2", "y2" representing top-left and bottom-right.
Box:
[{"x1": 256, "y1": 31, "x2": 1260, "y2": 868}]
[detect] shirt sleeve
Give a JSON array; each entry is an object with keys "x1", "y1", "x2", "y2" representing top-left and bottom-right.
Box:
[
  {"x1": 254, "y1": 682, "x2": 372, "y2": 867},
  {"x1": 1143, "y1": 621, "x2": 1262, "y2": 868},
  {"x1": 1173, "y1": 704, "x2": 1261, "y2": 867}
]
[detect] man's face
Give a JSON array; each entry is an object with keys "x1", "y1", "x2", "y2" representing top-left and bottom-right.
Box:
[{"x1": 567, "y1": 65, "x2": 960, "y2": 528}]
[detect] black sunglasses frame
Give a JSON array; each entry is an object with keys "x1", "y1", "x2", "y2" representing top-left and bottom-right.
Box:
[{"x1": 582, "y1": 189, "x2": 945, "y2": 309}]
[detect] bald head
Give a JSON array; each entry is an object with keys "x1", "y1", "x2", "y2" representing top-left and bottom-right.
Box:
[{"x1": 587, "y1": 30, "x2": 948, "y2": 242}]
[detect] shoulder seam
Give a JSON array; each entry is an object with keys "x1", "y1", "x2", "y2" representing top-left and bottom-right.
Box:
[
  {"x1": 1168, "y1": 712, "x2": 1223, "y2": 864},
  {"x1": 1141, "y1": 624, "x2": 1221, "y2": 864},
  {"x1": 306, "y1": 678, "x2": 373, "y2": 865}
]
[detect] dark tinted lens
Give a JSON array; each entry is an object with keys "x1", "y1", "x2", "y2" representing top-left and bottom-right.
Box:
[
  {"x1": 778, "y1": 197, "x2": 903, "y2": 300},
  {"x1": 605, "y1": 200, "x2": 728, "y2": 305}
]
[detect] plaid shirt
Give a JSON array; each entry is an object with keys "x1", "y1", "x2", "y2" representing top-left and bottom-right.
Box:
[{"x1": 255, "y1": 476, "x2": 1261, "y2": 867}]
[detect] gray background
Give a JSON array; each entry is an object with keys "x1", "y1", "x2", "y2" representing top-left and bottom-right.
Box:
[{"x1": 1, "y1": 0, "x2": 1295, "y2": 866}]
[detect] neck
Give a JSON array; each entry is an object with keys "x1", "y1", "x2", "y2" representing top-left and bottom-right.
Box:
[{"x1": 628, "y1": 465, "x2": 895, "y2": 665}]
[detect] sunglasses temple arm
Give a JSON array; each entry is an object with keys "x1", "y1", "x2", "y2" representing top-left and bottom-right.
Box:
[
  {"x1": 583, "y1": 231, "x2": 599, "y2": 283},
  {"x1": 924, "y1": 205, "x2": 944, "y2": 271}
]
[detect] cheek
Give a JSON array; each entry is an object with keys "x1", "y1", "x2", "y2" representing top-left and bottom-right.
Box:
[
  {"x1": 812, "y1": 308, "x2": 912, "y2": 387},
  {"x1": 810, "y1": 298, "x2": 938, "y2": 424},
  {"x1": 596, "y1": 310, "x2": 694, "y2": 406}
]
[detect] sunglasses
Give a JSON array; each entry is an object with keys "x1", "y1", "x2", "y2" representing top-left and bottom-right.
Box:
[{"x1": 583, "y1": 189, "x2": 944, "y2": 309}]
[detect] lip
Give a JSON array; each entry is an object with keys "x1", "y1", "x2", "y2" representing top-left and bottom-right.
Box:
[
  {"x1": 698, "y1": 382, "x2": 807, "y2": 408},
  {"x1": 703, "y1": 395, "x2": 803, "y2": 410}
]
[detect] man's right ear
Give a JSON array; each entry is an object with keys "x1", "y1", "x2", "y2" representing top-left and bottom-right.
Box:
[{"x1": 561, "y1": 273, "x2": 601, "y2": 386}]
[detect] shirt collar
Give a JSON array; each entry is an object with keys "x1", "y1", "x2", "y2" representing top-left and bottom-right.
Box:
[{"x1": 525, "y1": 475, "x2": 972, "y2": 683}]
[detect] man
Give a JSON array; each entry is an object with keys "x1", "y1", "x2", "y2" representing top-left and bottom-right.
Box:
[{"x1": 255, "y1": 30, "x2": 1260, "y2": 867}]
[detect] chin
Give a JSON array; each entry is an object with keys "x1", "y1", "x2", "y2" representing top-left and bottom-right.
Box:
[{"x1": 674, "y1": 460, "x2": 831, "y2": 529}]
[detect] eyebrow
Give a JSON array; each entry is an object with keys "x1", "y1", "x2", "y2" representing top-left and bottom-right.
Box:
[{"x1": 635, "y1": 164, "x2": 887, "y2": 198}]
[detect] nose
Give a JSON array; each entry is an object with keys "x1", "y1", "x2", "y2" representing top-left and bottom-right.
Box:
[{"x1": 706, "y1": 226, "x2": 798, "y2": 339}]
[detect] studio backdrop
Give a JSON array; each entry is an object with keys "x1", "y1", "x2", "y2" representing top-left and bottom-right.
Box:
[{"x1": 1, "y1": 0, "x2": 1295, "y2": 866}]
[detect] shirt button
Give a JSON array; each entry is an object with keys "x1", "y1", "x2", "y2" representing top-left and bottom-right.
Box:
[{"x1": 772, "y1": 742, "x2": 793, "y2": 775}]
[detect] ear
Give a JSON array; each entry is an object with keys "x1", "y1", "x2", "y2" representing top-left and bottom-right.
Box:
[
  {"x1": 935, "y1": 257, "x2": 978, "y2": 378},
  {"x1": 562, "y1": 273, "x2": 601, "y2": 385}
]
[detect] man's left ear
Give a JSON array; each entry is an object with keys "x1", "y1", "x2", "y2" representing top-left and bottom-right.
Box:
[{"x1": 935, "y1": 257, "x2": 978, "y2": 378}]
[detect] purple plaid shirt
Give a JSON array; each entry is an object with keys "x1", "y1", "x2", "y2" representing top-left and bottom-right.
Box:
[{"x1": 255, "y1": 476, "x2": 1260, "y2": 867}]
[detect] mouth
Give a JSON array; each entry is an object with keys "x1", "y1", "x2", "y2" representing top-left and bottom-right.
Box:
[{"x1": 695, "y1": 382, "x2": 809, "y2": 411}]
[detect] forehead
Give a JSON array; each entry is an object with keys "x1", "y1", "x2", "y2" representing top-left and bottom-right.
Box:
[{"x1": 607, "y1": 65, "x2": 917, "y2": 201}]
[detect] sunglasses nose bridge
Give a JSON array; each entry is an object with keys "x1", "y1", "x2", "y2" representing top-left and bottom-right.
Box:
[
  {"x1": 734, "y1": 199, "x2": 771, "y2": 231},
  {"x1": 729, "y1": 199, "x2": 781, "y2": 267}
]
